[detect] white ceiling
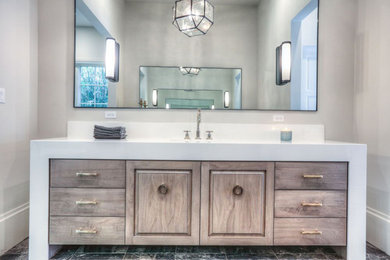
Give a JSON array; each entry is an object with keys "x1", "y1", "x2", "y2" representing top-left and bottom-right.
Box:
[
  {"x1": 125, "y1": 0, "x2": 260, "y2": 6},
  {"x1": 76, "y1": 9, "x2": 93, "y2": 27}
]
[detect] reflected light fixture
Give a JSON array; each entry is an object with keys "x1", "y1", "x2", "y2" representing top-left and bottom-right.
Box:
[
  {"x1": 105, "y1": 38, "x2": 120, "y2": 82},
  {"x1": 152, "y1": 89, "x2": 158, "y2": 106},
  {"x1": 173, "y1": 0, "x2": 214, "y2": 37},
  {"x1": 276, "y1": 41, "x2": 291, "y2": 85},
  {"x1": 224, "y1": 91, "x2": 230, "y2": 108},
  {"x1": 179, "y1": 67, "x2": 201, "y2": 76}
]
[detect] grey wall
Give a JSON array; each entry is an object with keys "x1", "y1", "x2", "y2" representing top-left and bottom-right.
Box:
[
  {"x1": 354, "y1": 0, "x2": 390, "y2": 254},
  {"x1": 35, "y1": 0, "x2": 356, "y2": 142},
  {"x1": 0, "y1": 0, "x2": 37, "y2": 254}
]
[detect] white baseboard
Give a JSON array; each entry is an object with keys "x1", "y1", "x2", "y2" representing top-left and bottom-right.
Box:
[
  {"x1": 0, "y1": 202, "x2": 29, "y2": 255},
  {"x1": 367, "y1": 206, "x2": 390, "y2": 255}
]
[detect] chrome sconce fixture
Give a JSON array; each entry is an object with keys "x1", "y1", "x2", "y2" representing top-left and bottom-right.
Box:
[
  {"x1": 276, "y1": 41, "x2": 291, "y2": 85},
  {"x1": 152, "y1": 89, "x2": 158, "y2": 106},
  {"x1": 224, "y1": 91, "x2": 230, "y2": 108},
  {"x1": 105, "y1": 38, "x2": 120, "y2": 82},
  {"x1": 179, "y1": 67, "x2": 201, "y2": 76},
  {"x1": 173, "y1": 0, "x2": 214, "y2": 37}
]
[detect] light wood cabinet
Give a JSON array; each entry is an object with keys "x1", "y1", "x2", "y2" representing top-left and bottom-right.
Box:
[
  {"x1": 126, "y1": 161, "x2": 200, "y2": 245},
  {"x1": 200, "y1": 162, "x2": 274, "y2": 245},
  {"x1": 48, "y1": 159, "x2": 348, "y2": 248},
  {"x1": 274, "y1": 162, "x2": 348, "y2": 246}
]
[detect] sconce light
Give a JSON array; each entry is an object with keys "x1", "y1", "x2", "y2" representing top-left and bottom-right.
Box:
[
  {"x1": 105, "y1": 38, "x2": 120, "y2": 82},
  {"x1": 166, "y1": 103, "x2": 170, "y2": 109},
  {"x1": 211, "y1": 105, "x2": 215, "y2": 110},
  {"x1": 224, "y1": 91, "x2": 230, "y2": 108},
  {"x1": 179, "y1": 67, "x2": 200, "y2": 76},
  {"x1": 152, "y1": 89, "x2": 158, "y2": 106},
  {"x1": 276, "y1": 41, "x2": 291, "y2": 85},
  {"x1": 172, "y1": 0, "x2": 214, "y2": 37}
]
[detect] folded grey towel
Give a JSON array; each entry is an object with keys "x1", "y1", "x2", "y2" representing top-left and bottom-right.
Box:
[{"x1": 94, "y1": 125, "x2": 127, "y2": 139}]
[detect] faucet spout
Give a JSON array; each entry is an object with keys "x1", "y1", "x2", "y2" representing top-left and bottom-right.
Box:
[{"x1": 196, "y1": 109, "x2": 201, "y2": 140}]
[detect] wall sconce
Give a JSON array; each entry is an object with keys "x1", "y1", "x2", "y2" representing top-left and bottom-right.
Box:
[
  {"x1": 166, "y1": 104, "x2": 170, "y2": 109},
  {"x1": 152, "y1": 89, "x2": 158, "y2": 106},
  {"x1": 105, "y1": 38, "x2": 120, "y2": 82},
  {"x1": 224, "y1": 91, "x2": 230, "y2": 108},
  {"x1": 276, "y1": 41, "x2": 291, "y2": 85}
]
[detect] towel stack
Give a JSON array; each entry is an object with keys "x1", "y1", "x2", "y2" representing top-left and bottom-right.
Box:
[{"x1": 94, "y1": 125, "x2": 127, "y2": 139}]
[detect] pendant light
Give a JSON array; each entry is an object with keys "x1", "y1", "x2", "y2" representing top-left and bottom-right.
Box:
[{"x1": 173, "y1": 0, "x2": 214, "y2": 37}]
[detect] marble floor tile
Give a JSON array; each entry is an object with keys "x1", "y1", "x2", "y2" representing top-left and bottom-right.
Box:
[{"x1": 1, "y1": 239, "x2": 390, "y2": 260}]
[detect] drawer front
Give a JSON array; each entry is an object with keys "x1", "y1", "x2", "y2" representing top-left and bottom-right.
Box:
[
  {"x1": 275, "y1": 162, "x2": 347, "y2": 190},
  {"x1": 135, "y1": 169, "x2": 191, "y2": 235},
  {"x1": 50, "y1": 188, "x2": 125, "y2": 217},
  {"x1": 274, "y1": 218, "x2": 346, "y2": 246},
  {"x1": 201, "y1": 162, "x2": 274, "y2": 245},
  {"x1": 127, "y1": 161, "x2": 200, "y2": 245},
  {"x1": 275, "y1": 190, "x2": 347, "y2": 218},
  {"x1": 50, "y1": 160, "x2": 125, "y2": 188},
  {"x1": 49, "y1": 217, "x2": 125, "y2": 245}
]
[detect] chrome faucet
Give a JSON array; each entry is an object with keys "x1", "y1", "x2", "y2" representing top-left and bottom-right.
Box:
[{"x1": 196, "y1": 109, "x2": 201, "y2": 140}]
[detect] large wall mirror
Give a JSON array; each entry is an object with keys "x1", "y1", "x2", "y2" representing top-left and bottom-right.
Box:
[{"x1": 74, "y1": 0, "x2": 319, "y2": 111}]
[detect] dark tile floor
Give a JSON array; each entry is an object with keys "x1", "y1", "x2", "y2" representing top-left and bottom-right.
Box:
[{"x1": 1, "y1": 239, "x2": 389, "y2": 260}]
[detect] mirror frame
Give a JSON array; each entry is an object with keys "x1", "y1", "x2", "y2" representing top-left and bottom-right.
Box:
[{"x1": 73, "y1": 0, "x2": 320, "y2": 112}]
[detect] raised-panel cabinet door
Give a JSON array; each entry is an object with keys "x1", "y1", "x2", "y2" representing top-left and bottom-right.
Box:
[
  {"x1": 126, "y1": 161, "x2": 200, "y2": 245},
  {"x1": 201, "y1": 162, "x2": 274, "y2": 245}
]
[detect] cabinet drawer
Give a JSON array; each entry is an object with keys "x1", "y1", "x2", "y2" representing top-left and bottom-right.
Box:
[
  {"x1": 50, "y1": 188, "x2": 125, "y2": 217},
  {"x1": 50, "y1": 160, "x2": 125, "y2": 188},
  {"x1": 275, "y1": 162, "x2": 347, "y2": 190},
  {"x1": 274, "y1": 218, "x2": 346, "y2": 246},
  {"x1": 275, "y1": 190, "x2": 347, "y2": 218},
  {"x1": 49, "y1": 217, "x2": 125, "y2": 245}
]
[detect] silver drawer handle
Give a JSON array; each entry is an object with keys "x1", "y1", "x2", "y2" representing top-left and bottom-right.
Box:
[
  {"x1": 76, "y1": 172, "x2": 98, "y2": 177},
  {"x1": 75, "y1": 228, "x2": 97, "y2": 234},
  {"x1": 76, "y1": 200, "x2": 97, "y2": 205},
  {"x1": 301, "y1": 230, "x2": 322, "y2": 235},
  {"x1": 301, "y1": 202, "x2": 323, "y2": 207},
  {"x1": 303, "y1": 174, "x2": 323, "y2": 179}
]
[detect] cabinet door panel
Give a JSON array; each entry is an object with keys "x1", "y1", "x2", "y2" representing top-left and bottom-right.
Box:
[
  {"x1": 201, "y1": 162, "x2": 274, "y2": 245},
  {"x1": 210, "y1": 171, "x2": 265, "y2": 235},
  {"x1": 126, "y1": 161, "x2": 200, "y2": 245},
  {"x1": 136, "y1": 170, "x2": 190, "y2": 234}
]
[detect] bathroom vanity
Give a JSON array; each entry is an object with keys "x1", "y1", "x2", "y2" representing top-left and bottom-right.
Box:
[{"x1": 29, "y1": 123, "x2": 367, "y2": 260}]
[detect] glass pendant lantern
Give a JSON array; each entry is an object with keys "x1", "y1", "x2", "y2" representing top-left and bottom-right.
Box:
[
  {"x1": 173, "y1": 0, "x2": 214, "y2": 37},
  {"x1": 179, "y1": 67, "x2": 201, "y2": 76}
]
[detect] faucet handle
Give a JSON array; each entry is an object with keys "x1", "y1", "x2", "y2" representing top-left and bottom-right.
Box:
[
  {"x1": 184, "y1": 130, "x2": 191, "y2": 140},
  {"x1": 206, "y1": 130, "x2": 214, "y2": 140}
]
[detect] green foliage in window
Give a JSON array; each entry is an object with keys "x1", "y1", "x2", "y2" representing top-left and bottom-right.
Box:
[{"x1": 79, "y1": 66, "x2": 109, "y2": 107}]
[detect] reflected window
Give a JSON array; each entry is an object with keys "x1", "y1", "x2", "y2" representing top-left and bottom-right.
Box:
[{"x1": 75, "y1": 65, "x2": 108, "y2": 107}]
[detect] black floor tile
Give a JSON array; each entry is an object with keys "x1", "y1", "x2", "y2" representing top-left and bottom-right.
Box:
[
  {"x1": 70, "y1": 253, "x2": 125, "y2": 259},
  {"x1": 2, "y1": 239, "x2": 390, "y2": 260},
  {"x1": 0, "y1": 255, "x2": 28, "y2": 260}
]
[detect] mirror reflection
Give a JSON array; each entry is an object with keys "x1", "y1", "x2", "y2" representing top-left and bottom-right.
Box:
[
  {"x1": 139, "y1": 67, "x2": 242, "y2": 109},
  {"x1": 74, "y1": 0, "x2": 318, "y2": 111}
]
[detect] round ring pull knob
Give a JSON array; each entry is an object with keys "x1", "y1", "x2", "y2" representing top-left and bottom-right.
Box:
[
  {"x1": 233, "y1": 185, "x2": 243, "y2": 196},
  {"x1": 158, "y1": 184, "x2": 169, "y2": 195}
]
